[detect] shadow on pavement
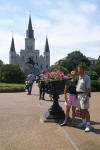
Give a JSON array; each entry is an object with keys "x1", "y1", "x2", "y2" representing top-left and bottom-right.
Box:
[
  {"x1": 44, "y1": 99, "x2": 65, "y2": 102},
  {"x1": 54, "y1": 118, "x2": 100, "y2": 134}
]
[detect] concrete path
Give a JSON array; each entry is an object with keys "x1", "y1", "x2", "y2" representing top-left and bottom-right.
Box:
[{"x1": 0, "y1": 83, "x2": 100, "y2": 150}]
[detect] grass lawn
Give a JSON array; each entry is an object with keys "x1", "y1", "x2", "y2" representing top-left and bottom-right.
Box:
[
  {"x1": 0, "y1": 83, "x2": 25, "y2": 87},
  {"x1": 0, "y1": 83, "x2": 25, "y2": 93}
]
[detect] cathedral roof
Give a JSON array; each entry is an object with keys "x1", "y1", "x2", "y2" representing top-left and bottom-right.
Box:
[
  {"x1": 10, "y1": 37, "x2": 16, "y2": 52},
  {"x1": 44, "y1": 37, "x2": 50, "y2": 52},
  {"x1": 27, "y1": 16, "x2": 34, "y2": 38}
]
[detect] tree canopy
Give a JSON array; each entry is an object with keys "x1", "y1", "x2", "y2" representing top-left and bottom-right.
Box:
[
  {"x1": 0, "y1": 60, "x2": 3, "y2": 66},
  {"x1": 61, "y1": 51, "x2": 90, "y2": 72}
]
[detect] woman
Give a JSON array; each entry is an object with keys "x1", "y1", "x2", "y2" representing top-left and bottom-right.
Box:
[{"x1": 61, "y1": 71, "x2": 77, "y2": 126}]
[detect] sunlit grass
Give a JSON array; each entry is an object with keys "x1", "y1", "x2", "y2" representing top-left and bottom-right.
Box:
[
  {"x1": 0, "y1": 83, "x2": 25, "y2": 87},
  {"x1": 0, "y1": 83, "x2": 25, "y2": 92}
]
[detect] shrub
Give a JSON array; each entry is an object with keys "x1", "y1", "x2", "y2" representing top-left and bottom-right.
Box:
[
  {"x1": 91, "y1": 80, "x2": 100, "y2": 92},
  {"x1": 61, "y1": 51, "x2": 90, "y2": 72},
  {"x1": 90, "y1": 65, "x2": 100, "y2": 77},
  {"x1": 0, "y1": 64, "x2": 26, "y2": 83},
  {"x1": 85, "y1": 71, "x2": 98, "y2": 80}
]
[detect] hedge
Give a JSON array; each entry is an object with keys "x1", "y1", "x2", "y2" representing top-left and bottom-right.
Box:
[{"x1": 91, "y1": 80, "x2": 100, "y2": 92}]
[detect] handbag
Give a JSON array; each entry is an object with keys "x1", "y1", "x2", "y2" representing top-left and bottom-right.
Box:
[{"x1": 75, "y1": 109, "x2": 82, "y2": 118}]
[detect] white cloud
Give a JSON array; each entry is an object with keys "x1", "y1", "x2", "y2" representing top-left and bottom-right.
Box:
[
  {"x1": 80, "y1": 3, "x2": 97, "y2": 13},
  {"x1": 0, "y1": 3, "x2": 21, "y2": 12},
  {"x1": 0, "y1": 19, "x2": 13, "y2": 25},
  {"x1": 31, "y1": 0, "x2": 51, "y2": 6}
]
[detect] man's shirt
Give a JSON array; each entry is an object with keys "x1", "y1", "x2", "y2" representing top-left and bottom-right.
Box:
[
  {"x1": 76, "y1": 74, "x2": 91, "y2": 93},
  {"x1": 27, "y1": 74, "x2": 34, "y2": 84}
]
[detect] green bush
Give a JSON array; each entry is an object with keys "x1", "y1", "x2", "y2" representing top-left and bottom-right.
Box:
[
  {"x1": 85, "y1": 71, "x2": 98, "y2": 80},
  {"x1": 90, "y1": 65, "x2": 100, "y2": 77},
  {"x1": 91, "y1": 80, "x2": 100, "y2": 92},
  {"x1": 0, "y1": 64, "x2": 26, "y2": 83}
]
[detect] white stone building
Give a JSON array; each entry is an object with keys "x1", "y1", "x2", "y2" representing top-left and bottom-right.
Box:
[
  {"x1": 9, "y1": 16, "x2": 50, "y2": 75},
  {"x1": 87, "y1": 57, "x2": 97, "y2": 65}
]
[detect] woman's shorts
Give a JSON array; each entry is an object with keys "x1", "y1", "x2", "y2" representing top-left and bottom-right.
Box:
[{"x1": 65, "y1": 93, "x2": 76, "y2": 107}]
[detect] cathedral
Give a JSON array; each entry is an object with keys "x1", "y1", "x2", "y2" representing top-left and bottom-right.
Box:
[{"x1": 9, "y1": 16, "x2": 50, "y2": 75}]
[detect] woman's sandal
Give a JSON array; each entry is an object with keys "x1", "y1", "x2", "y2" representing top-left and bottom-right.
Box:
[{"x1": 60, "y1": 123, "x2": 67, "y2": 127}]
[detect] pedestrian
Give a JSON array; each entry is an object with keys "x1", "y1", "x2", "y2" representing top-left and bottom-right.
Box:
[
  {"x1": 38, "y1": 72, "x2": 45, "y2": 100},
  {"x1": 25, "y1": 78, "x2": 29, "y2": 91},
  {"x1": 61, "y1": 71, "x2": 77, "y2": 127},
  {"x1": 76, "y1": 65, "x2": 91, "y2": 132},
  {"x1": 38, "y1": 80, "x2": 45, "y2": 100},
  {"x1": 27, "y1": 72, "x2": 35, "y2": 95},
  {"x1": 36, "y1": 75, "x2": 39, "y2": 83}
]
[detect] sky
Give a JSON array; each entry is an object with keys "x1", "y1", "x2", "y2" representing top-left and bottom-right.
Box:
[{"x1": 0, "y1": 0, "x2": 100, "y2": 65}]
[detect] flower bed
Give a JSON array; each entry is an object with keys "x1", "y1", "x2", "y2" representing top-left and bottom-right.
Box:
[{"x1": 0, "y1": 83, "x2": 25, "y2": 93}]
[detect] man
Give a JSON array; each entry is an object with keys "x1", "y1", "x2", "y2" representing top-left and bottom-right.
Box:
[
  {"x1": 76, "y1": 65, "x2": 91, "y2": 132},
  {"x1": 39, "y1": 80, "x2": 45, "y2": 100},
  {"x1": 38, "y1": 72, "x2": 45, "y2": 100},
  {"x1": 27, "y1": 72, "x2": 35, "y2": 95}
]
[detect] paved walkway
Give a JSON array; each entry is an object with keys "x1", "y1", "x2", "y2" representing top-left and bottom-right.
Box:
[{"x1": 0, "y1": 83, "x2": 100, "y2": 150}]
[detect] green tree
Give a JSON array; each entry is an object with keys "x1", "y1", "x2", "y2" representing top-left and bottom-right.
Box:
[
  {"x1": 0, "y1": 64, "x2": 26, "y2": 83},
  {"x1": 96, "y1": 56, "x2": 100, "y2": 64},
  {"x1": 61, "y1": 51, "x2": 90, "y2": 72},
  {"x1": 0, "y1": 60, "x2": 3, "y2": 66}
]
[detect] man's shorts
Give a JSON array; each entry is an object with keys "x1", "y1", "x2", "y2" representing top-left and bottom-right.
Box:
[{"x1": 76, "y1": 93, "x2": 90, "y2": 109}]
